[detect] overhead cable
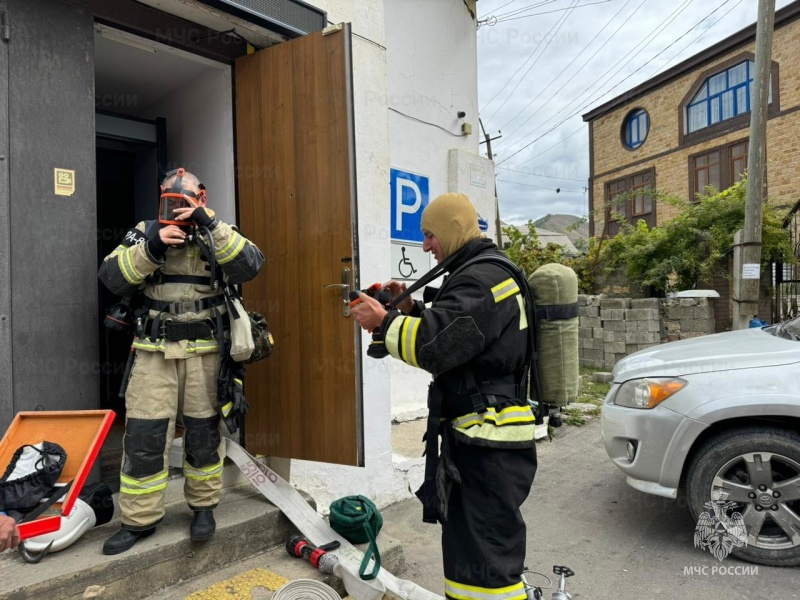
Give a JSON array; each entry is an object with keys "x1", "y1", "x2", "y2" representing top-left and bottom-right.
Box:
[
  {"x1": 496, "y1": 0, "x2": 695, "y2": 154},
  {"x1": 481, "y1": 0, "x2": 579, "y2": 119},
  {"x1": 494, "y1": 0, "x2": 641, "y2": 134},
  {"x1": 493, "y1": 0, "x2": 614, "y2": 22},
  {"x1": 500, "y1": 0, "x2": 738, "y2": 168}
]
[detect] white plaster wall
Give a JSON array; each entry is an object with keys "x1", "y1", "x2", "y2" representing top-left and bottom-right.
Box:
[
  {"x1": 138, "y1": 67, "x2": 237, "y2": 224},
  {"x1": 448, "y1": 148, "x2": 497, "y2": 236},
  {"x1": 383, "y1": 0, "x2": 487, "y2": 421}
]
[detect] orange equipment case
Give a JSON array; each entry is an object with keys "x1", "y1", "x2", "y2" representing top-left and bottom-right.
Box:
[{"x1": 0, "y1": 410, "x2": 115, "y2": 540}]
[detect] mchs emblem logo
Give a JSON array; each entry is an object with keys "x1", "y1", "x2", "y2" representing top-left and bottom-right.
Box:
[{"x1": 694, "y1": 493, "x2": 748, "y2": 561}]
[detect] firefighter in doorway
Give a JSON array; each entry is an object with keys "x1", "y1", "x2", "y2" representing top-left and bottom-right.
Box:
[
  {"x1": 351, "y1": 193, "x2": 537, "y2": 600},
  {"x1": 98, "y1": 168, "x2": 264, "y2": 555}
]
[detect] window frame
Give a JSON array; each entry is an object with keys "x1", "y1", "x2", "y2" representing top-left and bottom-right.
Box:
[
  {"x1": 688, "y1": 138, "x2": 750, "y2": 200},
  {"x1": 621, "y1": 108, "x2": 650, "y2": 150},
  {"x1": 686, "y1": 60, "x2": 754, "y2": 134},
  {"x1": 679, "y1": 52, "x2": 780, "y2": 146},
  {"x1": 603, "y1": 167, "x2": 656, "y2": 237}
]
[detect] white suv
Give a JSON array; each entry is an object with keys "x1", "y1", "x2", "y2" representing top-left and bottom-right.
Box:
[{"x1": 600, "y1": 318, "x2": 800, "y2": 566}]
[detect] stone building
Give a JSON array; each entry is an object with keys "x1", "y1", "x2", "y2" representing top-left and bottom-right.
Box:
[{"x1": 583, "y1": 2, "x2": 800, "y2": 237}]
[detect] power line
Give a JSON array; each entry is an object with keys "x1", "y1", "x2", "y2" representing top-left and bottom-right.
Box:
[
  {"x1": 484, "y1": 0, "x2": 581, "y2": 124},
  {"x1": 655, "y1": 0, "x2": 744, "y2": 72},
  {"x1": 496, "y1": 0, "x2": 706, "y2": 164},
  {"x1": 500, "y1": 0, "x2": 738, "y2": 168},
  {"x1": 479, "y1": 0, "x2": 520, "y2": 19},
  {"x1": 504, "y1": 125, "x2": 586, "y2": 166},
  {"x1": 497, "y1": 179, "x2": 583, "y2": 193},
  {"x1": 478, "y1": 0, "x2": 565, "y2": 29},
  {"x1": 481, "y1": 0, "x2": 578, "y2": 119},
  {"x1": 494, "y1": 0, "x2": 614, "y2": 22},
  {"x1": 496, "y1": 165, "x2": 588, "y2": 181},
  {"x1": 491, "y1": 0, "x2": 558, "y2": 20},
  {"x1": 496, "y1": 0, "x2": 694, "y2": 154},
  {"x1": 494, "y1": 0, "x2": 640, "y2": 134}
]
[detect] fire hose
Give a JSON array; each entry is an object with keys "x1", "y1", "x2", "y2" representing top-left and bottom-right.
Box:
[
  {"x1": 225, "y1": 438, "x2": 444, "y2": 600},
  {"x1": 273, "y1": 579, "x2": 340, "y2": 600}
]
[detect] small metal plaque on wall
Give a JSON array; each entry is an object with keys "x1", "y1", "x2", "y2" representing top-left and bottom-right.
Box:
[{"x1": 54, "y1": 168, "x2": 75, "y2": 196}]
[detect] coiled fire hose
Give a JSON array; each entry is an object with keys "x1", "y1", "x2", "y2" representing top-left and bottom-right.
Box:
[
  {"x1": 225, "y1": 438, "x2": 445, "y2": 600},
  {"x1": 273, "y1": 579, "x2": 340, "y2": 600},
  {"x1": 329, "y1": 495, "x2": 382, "y2": 580}
]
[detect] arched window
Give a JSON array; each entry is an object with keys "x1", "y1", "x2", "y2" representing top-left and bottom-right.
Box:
[
  {"x1": 623, "y1": 108, "x2": 649, "y2": 149},
  {"x1": 686, "y1": 60, "x2": 770, "y2": 133}
]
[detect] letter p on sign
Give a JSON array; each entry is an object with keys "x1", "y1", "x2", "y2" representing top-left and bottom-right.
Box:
[{"x1": 390, "y1": 168, "x2": 429, "y2": 243}]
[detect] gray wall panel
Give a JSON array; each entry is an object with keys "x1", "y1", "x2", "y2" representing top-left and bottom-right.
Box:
[
  {"x1": 7, "y1": 0, "x2": 97, "y2": 417},
  {"x1": 0, "y1": 0, "x2": 11, "y2": 430}
]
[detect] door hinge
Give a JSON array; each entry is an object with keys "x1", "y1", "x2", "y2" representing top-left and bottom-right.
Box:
[{"x1": 1, "y1": 11, "x2": 8, "y2": 42}]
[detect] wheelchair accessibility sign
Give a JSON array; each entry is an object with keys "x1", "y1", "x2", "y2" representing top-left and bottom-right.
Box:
[
  {"x1": 390, "y1": 168, "x2": 430, "y2": 281},
  {"x1": 391, "y1": 243, "x2": 428, "y2": 281}
]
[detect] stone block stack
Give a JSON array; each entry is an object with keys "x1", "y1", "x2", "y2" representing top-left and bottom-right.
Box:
[
  {"x1": 661, "y1": 297, "x2": 716, "y2": 342},
  {"x1": 577, "y1": 294, "x2": 714, "y2": 370}
]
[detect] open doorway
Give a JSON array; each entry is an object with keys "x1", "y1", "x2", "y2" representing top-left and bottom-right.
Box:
[
  {"x1": 96, "y1": 131, "x2": 160, "y2": 418},
  {"x1": 93, "y1": 24, "x2": 236, "y2": 482}
]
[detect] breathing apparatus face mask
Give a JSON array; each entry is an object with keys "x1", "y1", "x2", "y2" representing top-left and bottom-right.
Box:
[
  {"x1": 159, "y1": 192, "x2": 199, "y2": 226},
  {"x1": 158, "y1": 167, "x2": 205, "y2": 227}
]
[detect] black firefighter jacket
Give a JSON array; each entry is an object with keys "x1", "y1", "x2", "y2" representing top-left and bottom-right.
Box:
[{"x1": 380, "y1": 237, "x2": 536, "y2": 448}]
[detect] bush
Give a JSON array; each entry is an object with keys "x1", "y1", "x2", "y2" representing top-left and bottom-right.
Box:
[
  {"x1": 503, "y1": 223, "x2": 599, "y2": 293},
  {"x1": 503, "y1": 180, "x2": 793, "y2": 296},
  {"x1": 597, "y1": 180, "x2": 792, "y2": 294}
]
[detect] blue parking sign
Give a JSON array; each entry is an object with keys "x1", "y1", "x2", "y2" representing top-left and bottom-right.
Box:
[{"x1": 390, "y1": 169, "x2": 429, "y2": 243}]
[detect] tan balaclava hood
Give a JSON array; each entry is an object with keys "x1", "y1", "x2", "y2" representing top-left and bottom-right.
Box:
[{"x1": 420, "y1": 193, "x2": 482, "y2": 259}]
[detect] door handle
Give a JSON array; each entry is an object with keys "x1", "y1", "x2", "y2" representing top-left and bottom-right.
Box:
[{"x1": 323, "y1": 268, "x2": 351, "y2": 317}]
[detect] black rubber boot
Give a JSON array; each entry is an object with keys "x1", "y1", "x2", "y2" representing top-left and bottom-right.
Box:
[
  {"x1": 190, "y1": 509, "x2": 216, "y2": 541},
  {"x1": 102, "y1": 527, "x2": 155, "y2": 555}
]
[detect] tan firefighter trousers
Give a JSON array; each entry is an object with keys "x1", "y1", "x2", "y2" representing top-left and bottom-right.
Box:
[{"x1": 119, "y1": 350, "x2": 224, "y2": 529}]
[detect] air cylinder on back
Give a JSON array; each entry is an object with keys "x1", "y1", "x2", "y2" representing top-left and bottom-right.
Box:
[{"x1": 528, "y1": 263, "x2": 580, "y2": 407}]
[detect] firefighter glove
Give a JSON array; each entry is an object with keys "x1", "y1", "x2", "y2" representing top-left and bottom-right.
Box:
[
  {"x1": 146, "y1": 223, "x2": 169, "y2": 259},
  {"x1": 192, "y1": 207, "x2": 215, "y2": 228}
]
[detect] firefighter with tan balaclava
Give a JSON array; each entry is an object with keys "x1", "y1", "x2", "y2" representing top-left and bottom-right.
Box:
[
  {"x1": 351, "y1": 192, "x2": 537, "y2": 600},
  {"x1": 98, "y1": 168, "x2": 264, "y2": 555}
]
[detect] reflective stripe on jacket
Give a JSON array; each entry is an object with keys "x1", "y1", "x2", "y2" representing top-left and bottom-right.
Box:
[{"x1": 382, "y1": 238, "x2": 535, "y2": 448}]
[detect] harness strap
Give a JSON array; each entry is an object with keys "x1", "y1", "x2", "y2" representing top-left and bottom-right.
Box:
[
  {"x1": 438, "y1": 377, "x2": 519, "y2": 397},
  {"x1": 462, "y1": 368, "x2": 487, "y2": 415},
  {"x1": 139, "y1": 316, "x2": 228, "y2": 342},
  {"x1": 149, "y1": 312, "x2": 162, "y2": 342},
  {"x1": 148, "y1": 273, "x2": 212, "y2": 286},
  {"x1": 417, "y1": 381, "x2": 444, "y2": 524},
  {"x1": 438, "y1": 375, "x2": 521, "y2": 419},
  {"x1": 213, "y1": 307, "x2": 226, "y2": 353},
  {"x1": 143, "y1": 296, "x2": 226, "y2": 314},
  {"x1": 194, "y1": 228, "x2": 219, "y2": 292},
  {"x1": 536, "y1": 302, "x2": 579, "y2": 321}
]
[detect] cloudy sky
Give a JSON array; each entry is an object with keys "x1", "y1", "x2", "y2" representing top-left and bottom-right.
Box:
[{"x1": 476, "y1": 0, "x2": 795, "y2": 225}]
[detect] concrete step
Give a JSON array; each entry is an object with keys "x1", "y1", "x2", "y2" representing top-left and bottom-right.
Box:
[{"x1": 1, "y1": 469, "x2": 404, "y2": 600}]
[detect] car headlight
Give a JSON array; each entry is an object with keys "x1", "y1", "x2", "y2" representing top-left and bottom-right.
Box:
[{"x1": 614, "y1": 377, "x2": 687, "y2": 409}]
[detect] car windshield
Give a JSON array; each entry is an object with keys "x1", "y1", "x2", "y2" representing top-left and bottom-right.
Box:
[{"x1": 765, "y1": 315, "x2": 800, "y2": 340}]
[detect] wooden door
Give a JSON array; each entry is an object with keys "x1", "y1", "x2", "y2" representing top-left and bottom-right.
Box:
[{"x1": 235, "y1": 24, "x2": 362, "y2": 466}]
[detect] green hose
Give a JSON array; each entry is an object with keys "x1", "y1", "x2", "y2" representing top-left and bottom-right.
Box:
[{"x1": 329, "y1": 495, "x2": 382, "y2": 580}]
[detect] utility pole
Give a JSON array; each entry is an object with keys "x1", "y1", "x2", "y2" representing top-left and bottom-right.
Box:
[
  {"x1": 479, "y1": 118, "x2": 503, "y2": 246},
  {"x1": 735, "y1": 0, "x2": 775, "y2": 330}
]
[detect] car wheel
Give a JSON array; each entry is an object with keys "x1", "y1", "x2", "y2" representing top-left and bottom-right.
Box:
[{"x1": 686, "y1": 427, "x2": 800, "y2": 567}]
